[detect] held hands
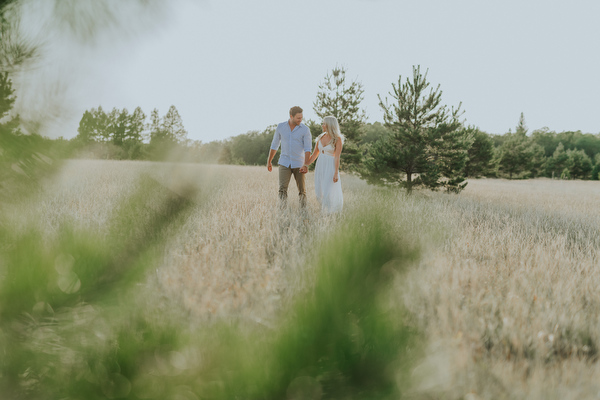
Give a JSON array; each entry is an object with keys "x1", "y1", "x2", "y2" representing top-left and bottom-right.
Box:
[
  {"x1": 299, "y1": 165, "x2": 308, "y2": 174},
  {"x1": 333, "y1": 173, "x2": 338, "y2": 183},
  {"x1": 267, "y1": 162, "x2": 272, "y2": 172}
]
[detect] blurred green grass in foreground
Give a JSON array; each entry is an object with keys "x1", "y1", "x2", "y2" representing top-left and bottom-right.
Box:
[{"x1": 0, "y1": 167, "x2": 420, "y2": 399}]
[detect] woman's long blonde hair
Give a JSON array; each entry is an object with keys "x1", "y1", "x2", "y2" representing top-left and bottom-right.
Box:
[{"x1": 322, "y1": 116, "x2": 344, "y2": 147}]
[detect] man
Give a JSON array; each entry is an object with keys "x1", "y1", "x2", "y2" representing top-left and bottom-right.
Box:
[{"x1": 267, "y1": 106, "x2": 312, "y2": 206}]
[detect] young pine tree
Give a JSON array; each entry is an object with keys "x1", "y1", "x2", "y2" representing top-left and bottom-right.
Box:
[
  {"x1": 362, "y1": 66, "x2": 471, "y2": 193},
  {"x1": 313, "y1": 66, "x2": 366, "y2": 170},
  {"x1": 0, "y1": 72, "x2": 16, "y2": 120},
  {"x1": 495, "y1": 114, "x2": 542, "y2": 179}
]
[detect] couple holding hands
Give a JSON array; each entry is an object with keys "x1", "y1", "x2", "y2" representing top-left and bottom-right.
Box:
[{"x1": 267, "y1": 106, "x2": 344, "y2": 214}]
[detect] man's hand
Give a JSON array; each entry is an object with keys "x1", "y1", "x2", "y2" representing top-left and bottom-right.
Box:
[
  {"x1": 299, "y1": 165, "x2": 308, "y2": 174},
  {"x1": 267, "y1": 162, "x2": 272, "y2": 172}
]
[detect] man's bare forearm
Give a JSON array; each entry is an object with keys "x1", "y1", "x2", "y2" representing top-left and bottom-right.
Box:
[{"x1": 268, "y1": 149, "x2": 277, "y2": 164}]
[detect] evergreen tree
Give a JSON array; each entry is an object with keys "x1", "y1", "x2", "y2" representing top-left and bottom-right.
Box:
[
  {"x1": 495, "y1": 132, "x2": 531, "y2": 179},
  {"x1": 463, "y1": 126, "x2": 494, "y2": 177},
  {"x1": 0, "y1": 71, "x2": 16, "y2": 120},
  {"x1": 93, "y1": 106, "x2": 109, "y2": 142},
  {"x1": 162, "y1": 105, "x2": 187, "y2": 143},
  {"x1": 148, "y1": 106, "x2": 187, "y2": 160},
  {"x1": 566, "y1": 149, "x2": 592, "y2": 179},
  {"x1": 495, "y1": 114, "x2": 539, "y2": 179},
  {"x1": 529, "y1": 143, "x2": 547, "y2": 178},
  {"x1": 544, "y1": 142, "x2": 569, "y2": 178},
  {"x1": 0, "y1": 72, "x2": 19, "y2": 138},
  {"x1": 313, "y1": 66, "x2": 366, "y2": 169},
  {"x1": 0, "y1": 70, "x2": 57, "y2": 200},
  {"x1": 362, "y1": 66, "x2": 470, "y2": 193},
  {"x1": 76, "y1": 110, "x2": 96, "y2": 143},
  {"x1": 0, "y1": 2, "x2": 38, "y2": 72},
  {"x1": 516, "y1": 112, "x2": 527, "y2": 135},
  {"x1": 149, "y1": 108, "x2": 162, "y2": 142},
  {"x1": 126, "y1": 106, "x2": 146, "y2": 144},
  {"x1": 110, "y1": 108, "x2": 129, "y2": 146},
  {"x1": 124, "y1": 106, "x2": 146, "y2": 159},
  {"x1": 148, "y1": 108, "x2": 165, "y2": 159}
]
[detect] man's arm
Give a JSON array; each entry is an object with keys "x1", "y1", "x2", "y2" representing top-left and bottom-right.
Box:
[
  {"x1": 268, "y1": 127, "x2": 281, "y2": 172},
  {"x1": 300, "y1": 151, "x2": 311, "y2": 173},
  {"x1": 300, "y1": 128, "x2": 313, "y2": 173},
  {"x1": 267, "y1": 149, "x2": 277, "y2": 172}
]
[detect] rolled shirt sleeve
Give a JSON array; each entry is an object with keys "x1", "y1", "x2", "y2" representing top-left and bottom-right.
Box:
[
  {"x1": 270, "y1": 126, "x2": 281, "y2": 151},
  {"x1": 303, "y1": 129, "x2": 312, "y2": 153}
]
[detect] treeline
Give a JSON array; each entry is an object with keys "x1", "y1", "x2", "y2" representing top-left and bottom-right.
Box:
[
  {"x1": 5, "y1": 61, "x2": 600, "y2": 188},
  {"x1": 193, "y1": 122, "x2": 387, "y2": 166},
  {"x1": 197, "y1": 115, "x2": 600, "y2": 181},
  {"x1": 69, "y1": 66, "x2": 600, "y2": 185},
  {"x1": 73, "y1": 105, "x2": 190, "y2": 160},
  {"x1": 187, "y1": 122, "x2": 387, "y2": 167},
  {"x1": 468, "y1": 113, "x2": 600, "y2": 180},
  {"x1": 70, "y1": 101, "x2": 600, "y2": 182}
]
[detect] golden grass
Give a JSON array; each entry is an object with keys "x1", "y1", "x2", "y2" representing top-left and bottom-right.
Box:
[
  {"x1": 14, "y1": 160, "x2": 600, "y2": 399},
  {"x1": 404, "y1": 178, "x2": 600, "y2": 399}
]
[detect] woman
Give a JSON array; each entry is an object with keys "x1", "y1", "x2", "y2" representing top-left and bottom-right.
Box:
[{"x1": 303, "y1": 116, "x2": 344, "y2": 213}]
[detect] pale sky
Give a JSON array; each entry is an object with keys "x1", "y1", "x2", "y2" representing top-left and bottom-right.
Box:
[{"x1": 15, "y1": 0, "x2": 600, "y2": 142}]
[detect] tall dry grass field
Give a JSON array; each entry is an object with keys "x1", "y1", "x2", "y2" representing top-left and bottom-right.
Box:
[
  {"x1": 404, "y1": 178, "x2": 600, "y2": 399},
  {"x1": 5, "y1": 160, "x2": 600, "y2": 399}
]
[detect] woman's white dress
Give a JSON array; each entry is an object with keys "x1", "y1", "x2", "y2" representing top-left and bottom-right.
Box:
[{"x1": 314, "y1": 135, "x2": 343, "y2": 214}]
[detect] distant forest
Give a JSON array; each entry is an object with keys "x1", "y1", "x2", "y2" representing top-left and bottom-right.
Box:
[
  {"x1": 4, "y1": 65, "x2": 600, "y2": 182},
  {"x1": 21, "y1": 104, "x2": 600, "y2": 182},
  {"x1": 222, "y1": 119, "x2": 600, "y2": 180},
  {"x1": 67, "y1": 107, "x2": 600, "y2": 180}
]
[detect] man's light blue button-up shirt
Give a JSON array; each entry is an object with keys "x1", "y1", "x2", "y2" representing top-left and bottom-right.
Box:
[{"x1": 270, "y1": 121, "x2": 312, "y2": 168}]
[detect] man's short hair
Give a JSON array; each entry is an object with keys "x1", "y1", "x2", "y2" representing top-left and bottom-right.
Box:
[{"x1": 289, "y1": 106, "x2": 303, "y2": 116}]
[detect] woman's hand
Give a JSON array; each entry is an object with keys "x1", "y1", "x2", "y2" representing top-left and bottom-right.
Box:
[{"x1": 333, "y1": 173, "x2": 338, "y2": 183}]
